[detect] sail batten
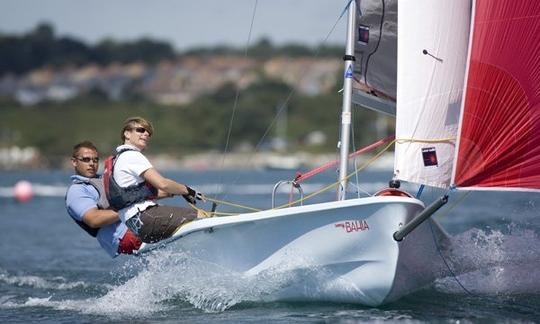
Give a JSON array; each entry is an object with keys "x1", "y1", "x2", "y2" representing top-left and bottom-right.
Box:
[{"x1": 453, "y1": 0, "x2": 540, "y2": 191}]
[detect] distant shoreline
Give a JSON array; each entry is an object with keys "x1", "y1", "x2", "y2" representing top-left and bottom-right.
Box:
[
  {"x1": 0, "y1": 151, "x2": 395, "y2": 172},
  {"x1": 144, "y1": 151, "x2": 394, "y2": 172}
]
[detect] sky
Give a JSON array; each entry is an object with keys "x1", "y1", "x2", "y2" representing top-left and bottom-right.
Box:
[{"x1": 0, "y1": 0, "x2": 348, "y2": 50}]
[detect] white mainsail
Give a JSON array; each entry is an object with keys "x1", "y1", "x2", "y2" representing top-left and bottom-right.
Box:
[{"x1": 393, "y1": 0, "x2": 471, "y2": 188}]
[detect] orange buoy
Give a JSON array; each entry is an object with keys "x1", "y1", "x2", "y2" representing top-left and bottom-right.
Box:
[{"x1": 14, "y1": 180, "x2": 33, "y2": 203}]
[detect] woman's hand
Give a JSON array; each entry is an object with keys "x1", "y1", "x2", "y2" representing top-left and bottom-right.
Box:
[{"x1": 182, "y1": 186, "x2": 204, "y2": 204}]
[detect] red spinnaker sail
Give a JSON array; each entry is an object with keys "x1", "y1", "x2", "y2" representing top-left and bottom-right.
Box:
[{"x1": 453, "y1": 0, "x2": 540, "y2": 190}]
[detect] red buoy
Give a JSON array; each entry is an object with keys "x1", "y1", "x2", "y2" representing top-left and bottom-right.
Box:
[{"x1": 14, "y1": 180, "x2": 33, "y2": 203}]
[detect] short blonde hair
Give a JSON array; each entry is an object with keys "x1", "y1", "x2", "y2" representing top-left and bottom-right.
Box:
[{"x1": 121, "y1": 116, "x2": 154, "y2": 141}]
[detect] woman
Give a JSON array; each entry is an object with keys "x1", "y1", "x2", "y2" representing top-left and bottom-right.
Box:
[{"x1": 108, "y1": 116, "x2": 204, "y2": 243}]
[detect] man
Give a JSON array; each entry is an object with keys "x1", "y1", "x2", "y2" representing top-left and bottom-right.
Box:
[{"x1": 65, "y1": 141, "x2": 141, "y2": 257}]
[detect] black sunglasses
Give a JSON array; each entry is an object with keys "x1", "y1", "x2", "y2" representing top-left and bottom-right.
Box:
[
  {"x1": 134, "y1": 127, "x2": 151, "y2": 136},
  {"x1": 74, "y1": 156, "x2": 99, "y2": 163}
]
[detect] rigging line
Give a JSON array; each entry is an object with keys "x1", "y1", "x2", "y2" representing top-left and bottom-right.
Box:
[
  {"x1": 192, "y1": 205, "x2": 239, "y2": 217},
  {"x1": 216, "y1": 0, "x2": 259, "y2": 201},
  {"x1": 250, "y1": 0, "x2": 352, "y2": 157},
  {"x1": 195, "y1": 139, "x2": 395, "y2": 215},
  {"x1": 339, "y1": 0, "x2": 355, "y2": 19},
  {"x1": 200, "y1": 137, "x2": 393, "y2": 214},
  {"x1": 296, "y1": 136, "x2": 394, "y2": 182},
  {"x1": 426, "y1": 219, "x2": 536, "y2": 313},
  {"x1": 196, "y1": 0, "x2": 352, "y2": 213},
  {"x1": 274, "y1": 139, "x2": 396, "y2": 209},
  {"x1": 348, "y1": 181, "x2": 373, "y2": 197},
  {"x1": 363, "y1": 0, "x2": 386, "y2": 87},
  {"x1": 237, "y1": 0, "x2": 354, "y2": 196},
  {"x1": 436, "y1": 190, "x2": 471, "y2": 218},
  {"x1": 221, "y1": 0, "x2": 352, "y2": 194},
  {"x1": 426, "y1": 191, "x2": 483, "y2": 296},
  {"x1": 428, "y1": 220, "x2": 475, "y2": 296},
  {"x1": 191, "y1": 205, "x2": 239, "y2": 217},
  {"x1": 195, "y1": 137, "x2": 394, "y2": 214},
  {"x1": 204, "y1": 196, "x2": 262, "y2": 212},
  {"x1": 250, "y1": 0, "x2": 347, "y2": 158}
]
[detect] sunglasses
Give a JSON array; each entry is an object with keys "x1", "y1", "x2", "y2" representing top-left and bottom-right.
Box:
[
  {"x1": 74, "y1": 156, "x2": 99, "y2": 163},
  {"x1": 134, "y1": 127, "x2": 152, "y2": 136}
]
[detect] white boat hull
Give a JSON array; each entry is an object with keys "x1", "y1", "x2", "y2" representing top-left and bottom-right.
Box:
[{"x1": 136, "y1": 196, "x2": 448, "y2": 306}]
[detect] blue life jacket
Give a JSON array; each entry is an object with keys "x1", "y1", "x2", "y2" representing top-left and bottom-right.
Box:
[{"x1": 103, "y1": 148, "x2": 158, "y2": 211}]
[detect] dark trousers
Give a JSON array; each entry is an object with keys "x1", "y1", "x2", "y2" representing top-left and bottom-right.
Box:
[{"x1": 133, "y1": 205, "x2": 197, "y2": 243}]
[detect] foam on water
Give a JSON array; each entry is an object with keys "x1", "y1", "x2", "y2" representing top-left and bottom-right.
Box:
[
  {"x1": 96, "y1": 243, "x2": 430, "y2": 315},
  {"x1": 0, "y1": 269, "x2": 95, "y2": 290},
  {"x1": 434, "y1": 225, "x2": 540, "y2": 295},
  {"x1": 104, "y1": 249, "x2": 326, "y2": 313},
  {"x1": 30, "y1": 248, "x2": 356, "y2": 316},
  {"x1": 2, "y1": 226, "x2": 538, "y2": 318}
]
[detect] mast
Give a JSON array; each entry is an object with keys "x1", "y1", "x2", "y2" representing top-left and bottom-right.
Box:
[{"x1": 338, "y1": 0, "x2": 357, "y2": 200}]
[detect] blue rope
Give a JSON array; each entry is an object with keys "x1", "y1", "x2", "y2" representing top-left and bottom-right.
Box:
[
  {"x1": 339, "y1": 0, "x2": 355, "y2": 19},
  {"x1": 416, "y1": 185, "x2": 425, "y2": 198}
]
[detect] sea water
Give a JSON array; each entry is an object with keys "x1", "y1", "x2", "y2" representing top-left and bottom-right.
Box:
[{"x1": 1, "y1": 169, "x2": 539, "y2": 323}]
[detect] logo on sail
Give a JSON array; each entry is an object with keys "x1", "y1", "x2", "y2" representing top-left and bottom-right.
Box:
[
  {"x1": 358, "y1": 25, "x2": 369, "y2": 45},
  {"x1": 422, "y1": 147, "x2": 438, "y2": 167},
  {"x1": 335, "y1": 220, "x2": 370, "y2": 233}
]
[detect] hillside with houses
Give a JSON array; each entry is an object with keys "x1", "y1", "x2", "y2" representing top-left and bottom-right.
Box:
[
  {"x1": 0, "y1": 24, "x2": 390, "y2": 170},
  {"x1": 1, "y1": 56, "x2": 340, "y2": 106}
]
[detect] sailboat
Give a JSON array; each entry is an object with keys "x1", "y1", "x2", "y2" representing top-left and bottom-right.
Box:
[{"x1": 135, "y1": 0, "x2": 540, "y2": 306}]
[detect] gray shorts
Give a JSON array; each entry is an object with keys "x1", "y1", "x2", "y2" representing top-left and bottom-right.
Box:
[{"x1": 126, "y1": 205, "x2": 197, "y2": 243}]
